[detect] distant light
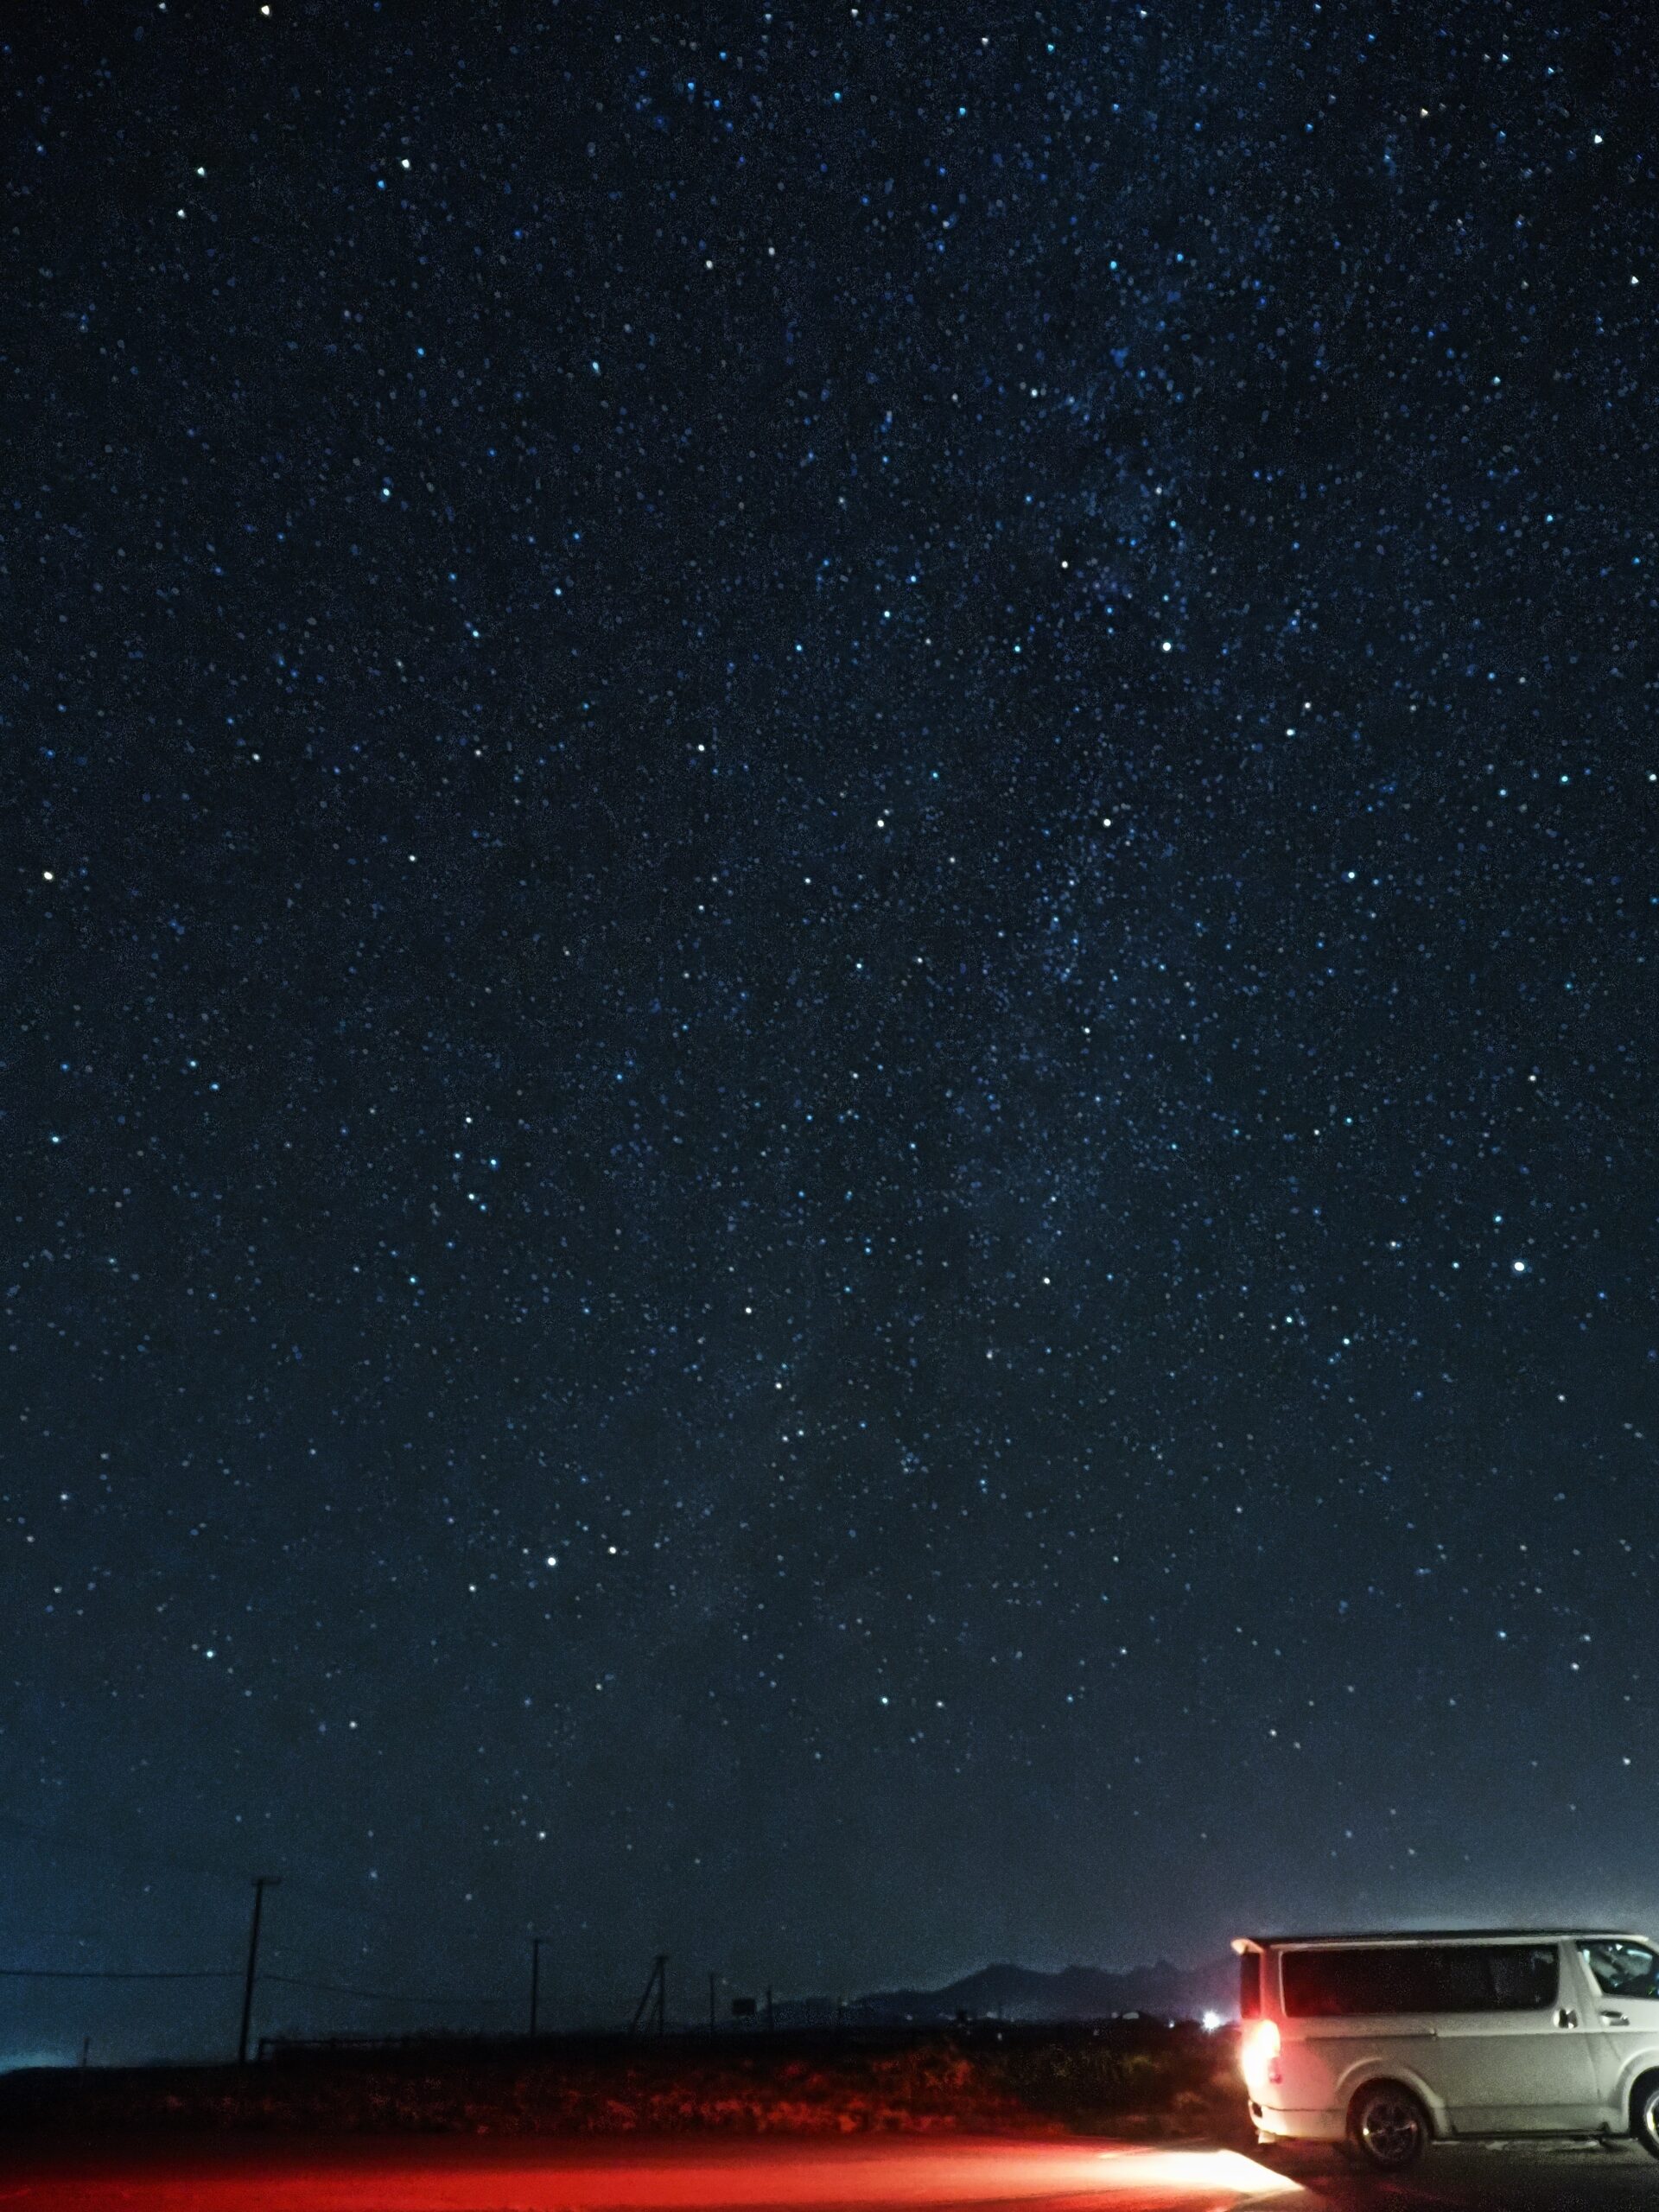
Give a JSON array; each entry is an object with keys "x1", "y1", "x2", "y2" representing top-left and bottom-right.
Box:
[
  {"x1": 1202, "y1": 2009, "x2": 1224, "y2": 2032},
  {"x1": 1512, "y1": 1258, "x2": 1530, "y2": 1274}
]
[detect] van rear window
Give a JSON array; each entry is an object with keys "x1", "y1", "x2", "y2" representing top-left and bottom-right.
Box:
[
  {"x1": 1282, "y1": 1944, "x2": 1558, "y2": 2017},
  {"x1": 1239, "y1": 1951, "x2": 1262, "y2": 2020}
]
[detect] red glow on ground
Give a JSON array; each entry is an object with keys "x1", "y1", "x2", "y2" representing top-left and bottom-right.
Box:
[{"x1": 4, "y1": 2134, "x2": 1301, "y2": 2209}]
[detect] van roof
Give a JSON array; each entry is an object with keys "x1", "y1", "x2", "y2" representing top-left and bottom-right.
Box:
[{"x1": 1232, "y1": 1929, "x2": 1647, "y2": 1953}]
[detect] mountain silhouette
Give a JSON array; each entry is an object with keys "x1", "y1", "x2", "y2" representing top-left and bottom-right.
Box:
[{"x1": 850, "y1": 1957, "x2": 1235, "y2": 2024}]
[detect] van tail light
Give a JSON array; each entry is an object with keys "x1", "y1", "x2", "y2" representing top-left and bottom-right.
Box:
[{"x1": 1241, "y1": 2017, "x2": 1281, "y2": 2095}]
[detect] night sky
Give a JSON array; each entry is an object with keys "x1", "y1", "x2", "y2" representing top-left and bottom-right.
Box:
[{"x1": 6, "y1": 0, "x2": 1657, "y2": 2065}]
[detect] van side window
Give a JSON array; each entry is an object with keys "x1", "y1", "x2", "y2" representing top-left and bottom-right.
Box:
[
  {"x1": 1483, "y1": 1946, "x2": 1560, "y2": 2011},
  {"x1": 1580, "y1": 1942, "x2": 1659, "y2": 2000},
  {"x1": 1282, "y1": 1944, "x2": 1558, "y2": 2017},
  {"x1": 1239, "y1": 1951, "x2": 1262, "y2": 2020}
]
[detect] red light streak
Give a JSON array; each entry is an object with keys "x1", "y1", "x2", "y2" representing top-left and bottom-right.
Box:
[{"x1": 4, "y1": 2135, "x2": 1301, "y2": 2209}]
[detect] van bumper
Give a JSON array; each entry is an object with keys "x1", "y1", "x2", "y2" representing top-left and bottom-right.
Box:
[{"x1": 1251, "y1": 2102, "x2": 1348, "y2": 2146}]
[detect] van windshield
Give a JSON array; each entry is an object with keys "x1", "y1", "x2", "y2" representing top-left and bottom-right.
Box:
[
  {"x1": 1580, "y1": 1942, "x2": 1659, "y2": 2000},
  {"x1": 1282, "y1": 1943, "x2": 1558, "y2": 2017}
]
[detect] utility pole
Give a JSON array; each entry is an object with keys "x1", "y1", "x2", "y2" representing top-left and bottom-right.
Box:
[
  {"x1": 630, "y1": 1954, "x2": 668, "y2": 2037},
  {"x1": 237, "y1": 1876, "x2": 280, "y2": 2066},
  {"x1": 530, "y1": 1936, "x2": 550, "y2": 2038}
]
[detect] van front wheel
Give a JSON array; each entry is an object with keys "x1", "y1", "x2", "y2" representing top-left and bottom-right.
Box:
[
  {"x1": 1348, "y1": 2082, "x2": 1430, "y2": 2171},
  {"x1": 1631, "y1": 2074, "x2": 1659, "y2": 2161}
]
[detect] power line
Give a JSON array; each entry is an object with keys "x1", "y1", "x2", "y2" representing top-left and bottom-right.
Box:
[
  {"x1": 0, "y1": 1813, "x2": 405, "y2": 1924},
  {"x1": 0, "y1": 1812, "x2": 252, "y2": 1890},
  {"x1": 1, "y1": 1964, "x2": 511, "y2": 2009},
  {"x1": 0, "y1": 1966, "x2": 236, "y2": 1981},
  {"x1": 262, "y1": 1974, "x2": 512, "y2": 2008}
]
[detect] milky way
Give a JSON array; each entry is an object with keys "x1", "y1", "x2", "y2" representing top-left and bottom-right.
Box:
[{"x1": 6, "y1": 2, "x2": 1656, "y2": 2061}]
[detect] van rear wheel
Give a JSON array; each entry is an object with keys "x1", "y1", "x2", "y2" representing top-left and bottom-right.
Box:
[
  {"x1": 1348, "y1": 2081, "x2": 1429, "y2": 2171},
  {"x1": 1632, "y1": 2074, "x2": 1659, "y2": 2161}
]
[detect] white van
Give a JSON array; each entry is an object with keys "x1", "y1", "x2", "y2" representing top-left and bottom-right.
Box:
[{"x1": 1234, "y1": 1929, "x2": 1659, "y2": 2171}]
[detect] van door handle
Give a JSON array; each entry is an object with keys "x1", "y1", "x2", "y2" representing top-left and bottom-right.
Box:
[
  {"x1": 1602, "y1": 2010, "x2": 1630, "y2": 2025},
  {"x1": 1556, "y1": 2007, "x2": 1580, "y2": 2027}
]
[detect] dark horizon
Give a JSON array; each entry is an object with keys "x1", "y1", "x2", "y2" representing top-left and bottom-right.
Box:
[
  {"x1": 1, "y1": 1931, "x2": 1238, "y2": 2074},
  {"x1": 8, "y1": 0, "x2": 1655, "y2": 2080}
]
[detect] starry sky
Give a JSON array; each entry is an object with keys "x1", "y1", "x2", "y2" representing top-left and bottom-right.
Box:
[{"x1": 6, "y1": 0, "x2": 1657, "y2": 2065}]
